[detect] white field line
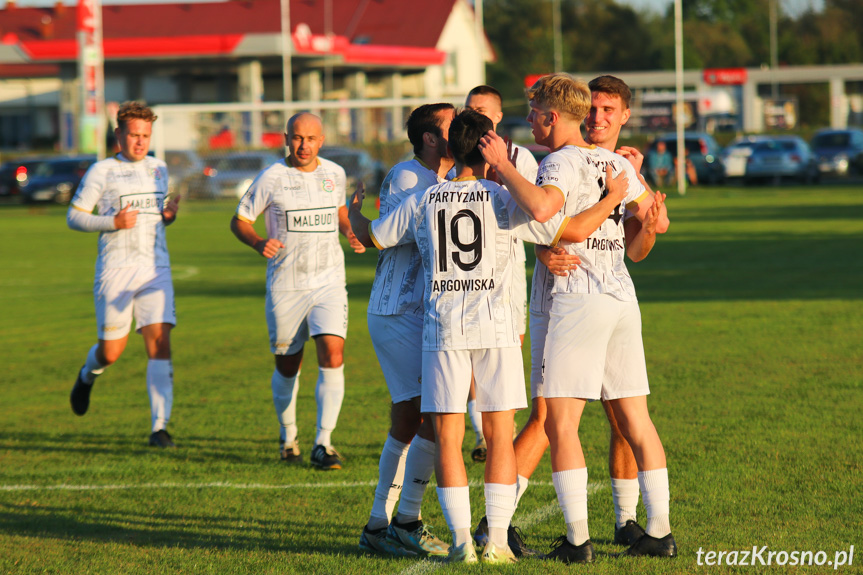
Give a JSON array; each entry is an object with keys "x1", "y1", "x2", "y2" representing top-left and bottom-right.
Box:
[
  {"x1": 0, "y1": 480, "x2": 380, "y2": 492},
  {"x1": 397, "y1": 480, "x2": 608, "y2": 575},
  {"x1": 172, "y1": 265, "x2": 199, "y2": 281}
]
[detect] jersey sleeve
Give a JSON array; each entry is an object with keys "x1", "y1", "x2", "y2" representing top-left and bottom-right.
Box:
[
  {"x1": 620, "y1": 158, "x2": 649, "y2": 209},
  {"x1": 69, "y1": 163, "x2": 105, "y2": 214},
  {"x1": 535, "y1": 151, "x2": 572, "y2": 204},
  {"x1": 496, "y1": 185, "x2": 569, "y2": 246},
  {"x1": 370, "y1": 189, "x2": 420, "y2": 249},
  {"x1": 235, "y1": 167, "x2": 273, "y2": 223}
]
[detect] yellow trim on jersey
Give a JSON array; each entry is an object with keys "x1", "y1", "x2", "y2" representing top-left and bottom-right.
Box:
[
  {"x1": 72, "y1": 204, "x2": 91, "y2": 213},
  {"x1": 369, "y1": 224, "x2": 384, "y2": 250},
  {"x1": 235, "y1": 214, "x2": 255, "y2": 224},
  {"x1": 625, "y1": 190, "x2": 650, "y2": 210},
  {"x1": 550, "y1": 216, "x2": 571, "y2": 247},
  {"x1": 451, "y1": 176, "x2": 478, "y2": 181},
  {"x1": 542, "y1": 184, "x2": 567, "y2": 204},
  {"x1": 414, "y1": 156, "x2": 433, "y2": 172}
]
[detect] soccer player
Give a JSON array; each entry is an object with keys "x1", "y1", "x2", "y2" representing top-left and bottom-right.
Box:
[
  {"x1": 350, "y1": 109, "x2": 627, "y2": 564},
  {"x1": 480, "y1": 73, "x2": 677, "y2": 563},
  {"x1": 462, "y1": 85, "x2": 539, "y2": 464},
  {"x1": 230, "y1": 112, "x2": 364, "y2": 470},
  {"x1": 358, "y1": 103, "x2": 455, "y2": 558},
  {"x1": 67, "y1": 101, "x2": 181, "y2": 448}
]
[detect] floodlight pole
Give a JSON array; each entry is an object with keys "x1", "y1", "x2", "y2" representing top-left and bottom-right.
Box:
[
  {"x1": 281, "y1": 0, "x2": 293, "y2": 104},
  {"x1": 474, "y1": 0, "x2": 485, "y2": 84},
  {"x1": 674, "y1": 0, "x2": 686, "y2": 196},
  {"x1": 552, "y1": 0, "x2": 562, "y2": 73},
  {"x1": 770, "y1": 0, "x2": 779, "y2": 100}
]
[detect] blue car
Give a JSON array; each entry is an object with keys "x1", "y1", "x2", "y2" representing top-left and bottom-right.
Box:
[
  {"x1": 18, "y1": 156, "x2": 97, "y2": 204},
  {"x1": 811, "y1": 128, "x2": 863, "y2": 177}
]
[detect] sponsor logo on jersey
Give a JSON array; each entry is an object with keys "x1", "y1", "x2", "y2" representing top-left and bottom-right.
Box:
[
  {"x1": 120, "y1": 192, "x2": 164, "y2": 215},
  {"x1": 321, "y1": 178, "x2": 335, "y2": 193},
  {"x1": 285, "y1": 207, "x2": 338, "y2": 233},
  {"x1": 431, "y1": 277, "x2": 495, "y2": 292},
  {"x1": 584, "y1": 236, "x2": 625, "y2": 251}
]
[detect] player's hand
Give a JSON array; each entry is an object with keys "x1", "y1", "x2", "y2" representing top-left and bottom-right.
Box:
[
  {"x1": 616, "y1": 146, "x2": 644, "y2": 173},
  {"x1": 642, "y1": 192, "x2": 665, "y2": 235},
  {"x1": 162, "y1": 195, "x2": 181, "y2": 223},
  {"x1": 345, "y1": 229, "x2": 366, "y2": 254},
  {"x1": 537, "y1": 245, "x2": 581, "y2": 277},
  {"x1": 114, "y1": 204, "x2": 138, "y2": 229},
  {"x1": 605, "y1": 166, "x2": 628, "y2": 204},
  {"x1": 254, "y1": 238, "x2": 284, "y2": 259},
  {"x1": 504, "y1": 136, "x2": 519, "y2": 167},
  {"x1": 349, "y1": 182, "x2": 365, "y2": 214},
  {"x1": 478, "y1": 130, "x2": 509, "y2": 171}
]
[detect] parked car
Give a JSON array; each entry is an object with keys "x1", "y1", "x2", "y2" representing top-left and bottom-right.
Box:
[
  {"x1": 723, "y1": 136, "x2": 819, "y2": 184},
  {"x1": 0, "y1": 158, "x2": 46, "y2": 200},
  {"x1": 164, "y1": 150, "x2": 205, "y2": 198},
  {"x1": 810, "y1": 128, "x2": 863, "y2": 177},
  {"x1": 648, "y1": 132, "x2": 726, "y2": 184},
  {"x1": 318, "y1": 146, "x2": 387, "y2": 194},
  {"x1": 17, "y1": 156, "x2": 97, "y2": 204},
  {"x1": 192, "y1": 151, "x2": 281, "y2": 199}
]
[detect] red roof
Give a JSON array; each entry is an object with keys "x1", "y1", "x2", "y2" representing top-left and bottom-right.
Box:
[{"x1": 0, "y1": 0, "x2": 458, "y2": 62}]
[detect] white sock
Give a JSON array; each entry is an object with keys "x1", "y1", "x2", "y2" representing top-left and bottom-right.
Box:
[
  {"x1": 272, "y1": 369, "x2": 299, "y2": 445},
  {"x1": 146, "y1": 359, "x2": 173, "y2": 432},
  {"x1": 467, "y1": 399, "x2": 483, "y2": 443},
  {"x1": 368, "y1": 435, "x2": 409, "y2": 530},
  {"x1": 80, "y1": 344, "x2": 106, "y2": 384},
  {"x1": 315, "y1": 365, "x2": 344, "y2": 447},
  {"x1": 437, "y1": 486, "x2": 472, "y2": 546},
  {"x1": 485, "y1": 483, "x2": 517, "y2": 548},
  {"x1": 638, "y1": 468, "x2": 671, "y2": 538},
  {"x1": 395, "y1": 435, "x2": 436, "y2": 523},
  {"x1": 611, "y1": 477, "x2": 640, "y2": 528},
  {"x1": 552, "y1": 468, "x2": 590, "y2": 546},
  {"x1": 515, "y1": 474, "x2": 530, "y2": 508}
]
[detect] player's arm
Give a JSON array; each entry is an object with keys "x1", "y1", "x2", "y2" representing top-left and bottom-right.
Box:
[
  {"x1": 479, "y1": 131, "x2": 562, "y2": 222},
  {"x1": 67, "y1": 165, "x2": 137, "y2": 232},
  {"x1": 625, "y1": 192, "x2": 665, "y2": 262},
  {"x1": 348, "y1": 184, "x2": 415, "y2": 250},
  {"x1": 627, "y1": 186, "x2": 669, "y2": 233},
  {"x1": 230, "y1": 215, "x2": 283, "y2": 259},
  {"x1": 557, "y1": 166, "x2": 629, "y2": 243},
  {"x1": 535, "y1": 244, "x2": 581, "y2": 277},
  {"x1": 347, "y1": 185, "x2": 375, "y2": 248},
  {"x1": 161, "y1": 195, "x2": 181, "y2": 225},
  {"x1": 339, "y1": 192, "x2": 366, "y2": 254}
]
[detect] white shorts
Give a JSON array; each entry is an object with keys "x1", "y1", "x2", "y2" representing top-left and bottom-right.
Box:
[
  {"x1": 513, "y1": 258, "x2": 527, "y2": 336},
  {"x1": 267, "y1": 283, "x2": 348, "y2": 356},
  {"x1": 529, "y1": 309, "x2": 550, "y2": 399},
  {"x1": 421, "y1": 348, "x2": 527, "y2": 414},
  {"x1": 94, "y1": 266, "x2": 176, "y2": 340},
  {"x1": 543, "y1": 293, "x2": 649, "y2": 401},
  {"x1": 368, "y1": 313, "x2": 423, "y2": 403}
]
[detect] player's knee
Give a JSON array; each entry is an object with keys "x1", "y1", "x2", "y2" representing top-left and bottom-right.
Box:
[{"x1": 527, "y1": 398, "x2": 547, "y2": 425}]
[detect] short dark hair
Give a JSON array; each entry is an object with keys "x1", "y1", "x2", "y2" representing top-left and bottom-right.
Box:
[
  {"x1": 448, "y1": 108, "x2": 493, "y2": 167},
  {"x1": 116, "y1": 101, "x2": 157, "y2": 131},
  {"x1": 467, "y1": 85, "x2": 503, "y2": 108},
  {"x1": 588, "y1": 75, "x2": 632, "y2": 110},
  {"x1": 406, "y1": 103, "x2": 455, "y2": 155}
]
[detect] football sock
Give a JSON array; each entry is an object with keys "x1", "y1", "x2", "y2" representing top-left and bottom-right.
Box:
[
  {"x1": 467, "y1": 399, "x2": 483, "y2": 444},
  {"x1": 395, "y1": 435, "x2": 436, "y2": 523},
  {"x1": 515, "y1": 474, "x2": 530, "y2": 508},
  {"x1": 271, "y1": 369, "x2": 299, "y2": 445},
  {"x1": 80, "y1": 344, "x2": 106, "y2": 385},
  {"x1": 315, "y1": 365, "x2": 344, "y2": 447},
  {"x1": 368, "y1": 435, "x2": 409, "y2": 530},
  {"x1": 638, "y1": 468, "x2": 671, "y2": 538},
  {"x1": 611, "y1": 477, "x2": 640, "y2": 528},
  {"x1": 485, "y1": 482, "x2": 517, "y2": 549},
  {"x1": 553, "y1": 468, "x2": 590, "y2": 546},
  {"x1": 146, "y1": 359, "x2": 173, "y2": 432},
  {"x1": 436, "y1": 486, "x2": 472, "y2": 547}
]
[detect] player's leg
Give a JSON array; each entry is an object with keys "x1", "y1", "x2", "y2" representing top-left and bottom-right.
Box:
[
  {"x1": 70, "y1": 269, "x2": 135, "y2": 416},
  {"x1": 466, "y1": 377, "x2": 485, "y2": 462},
  {"x1": 602, "y1": 400, "x2": 644, "y2": 545}
]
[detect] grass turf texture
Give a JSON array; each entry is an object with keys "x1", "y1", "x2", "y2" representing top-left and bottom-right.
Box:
[{"x1": 1, "y1": 185, "x2": 861, "y2": 574}]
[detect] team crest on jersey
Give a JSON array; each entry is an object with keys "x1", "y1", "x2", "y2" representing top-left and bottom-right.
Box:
[{"x1": 321, "y1": 178, "x2": 335, "y2": 193}]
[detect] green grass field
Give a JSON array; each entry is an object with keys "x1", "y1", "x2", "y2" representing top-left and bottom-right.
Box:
[{"x1": 1, "y1": 184, "x2": 861, "y2": 574}]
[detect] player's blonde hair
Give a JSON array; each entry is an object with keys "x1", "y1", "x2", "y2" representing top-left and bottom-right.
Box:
[
  {"x1": 116, "y1": 101, "x2": 157, "y2": 131},
  {"x1": 526, "y1": 73, "x2": 591, "y2": 123}
]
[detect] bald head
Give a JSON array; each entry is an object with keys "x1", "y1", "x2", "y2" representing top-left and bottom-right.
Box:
[{"x1": 285, "y1": 112, "x2": 324, "y2": 172}]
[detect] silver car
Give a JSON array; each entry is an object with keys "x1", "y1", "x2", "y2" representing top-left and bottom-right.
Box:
[
  {"x1": 195, "y1": 151, "x2": 281, "y2": 199},
  {"x1": 723, "y1": 136, "x2": 819, "y2": 184}
]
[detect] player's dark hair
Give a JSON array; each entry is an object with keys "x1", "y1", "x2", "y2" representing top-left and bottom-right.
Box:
[
  {"x1": 406, "y1": 103, "x2": 455, "y2": 155},
  {"x1": 467, "y1": 85, "x2": 503, "y2": 108},
  {"x1": 589, "y1": 75, "x2": 632, "y2": 110},
  {"x1": 116, "y1": 101, "x2": 157, "y2": 131},
  {"x1": 448, "y1": 108, "x2": 493, "y2": 167}
]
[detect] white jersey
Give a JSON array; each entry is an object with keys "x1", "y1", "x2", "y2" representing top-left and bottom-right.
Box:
[
  {"x1": 370, "y1": 177, "x2": 566, "y2": 351},
  {"x1": 70, "y1": 154, "x2": 170, "y2": 275},
  {"x1": 536, "y1": 145, "x2": 647, "y2": 302},
  {"x1": 367, "y1": 158, "x2": 445, "y2": 317},
  {"x1": 236, "y1": 157, "x2": 347, "y2": 292}
]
